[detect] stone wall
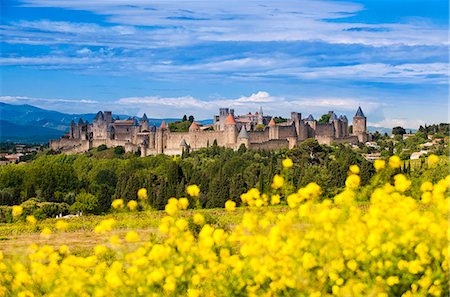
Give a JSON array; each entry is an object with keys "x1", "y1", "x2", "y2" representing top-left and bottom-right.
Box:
[{"x1": 250, "y1": 139, "x2": 289, "y2": 151}]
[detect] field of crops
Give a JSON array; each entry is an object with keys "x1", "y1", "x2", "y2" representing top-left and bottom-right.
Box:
[{"x1": 0, "y1": 155, "x2": 448, "y2": 296}]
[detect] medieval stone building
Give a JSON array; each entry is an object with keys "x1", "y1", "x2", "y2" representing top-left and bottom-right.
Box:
[{"x1": 50, "y1": 107, "x2": 368, "y2": 156}]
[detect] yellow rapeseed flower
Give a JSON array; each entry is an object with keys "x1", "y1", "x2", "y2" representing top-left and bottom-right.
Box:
[
  {"x1": 389, "y1": 155, "x2": 401, "y2": 169},
  {"x1": 271, "y1": 194, "x2": 281, "y2": 205},
  {"x1": 272, "y1": 174, "x2": 284, "y2": 189},
  {"x1": 427, "y1": 154, "x2": 439, "y2": 167},
  {"x1": 394, "y1": 174, "x2": 411, "y2": 192},
  {"x1": 193, "y1": 213, "x2": 205, "y2": 225},
  {"x1": 282, "y1": 158, "x2": 293, "y2": 168},
  {"x1": 26, "y1": 215, "x2": 37, "y2": 225},
  {"x1": 94, "y1": 245, "x2": 108, "y2": 255},
  {"x1": 137, "y1": 188, "x2": 148, "y2": 200},
  {"x1": 125, "y1": 231, "x2": 140, "y2": 243},
  {"x1": 110, "y1": 235, "x2": 121, "y2": 246},
  {"x1": 40, "y1": 227, "x2": 52, "y2": 238},
  {"x1": 349, "y1": 164, "x2": 360, "y2": 175},
  {"x1": 127, "y1": 200, "x2": 138, "y2": 211},
  {"x1": 374, "y1": 159, "x2": 385, "y2": 171},
  {"x1": 165, "y1": 201, "x2": 178, "y2": 216},
  {"x1": 345, "y1": 174, "x2": 360, "y2": 189},
  {"x1": 225, "y1": 200, "x2": 236, "y2": 211},
  {"x1": 187, "y1": 185, "x2": 200, "y2": 197},
  {"x1": 55, "y1": 220, "x2": 69, "y2": 231},
  {"x1": 12, "y1": 205, "x2": 23, "y2": 217},
  {"x1": 178, "y1": 197, "x2": 189, "y2": 210},
  {"x1": 111, "y1": 199, "x2": 124, "y2": 209}
]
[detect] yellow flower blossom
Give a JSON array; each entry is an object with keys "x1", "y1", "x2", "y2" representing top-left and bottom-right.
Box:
[
  {"x1": 271, "y1": 174, "x2": 284, "y2": 189},
  {"x1": 178, "y1": 197, "x2": 189, "y2": 210},
  {"x1": 394, "y1": 174, "x2": 411, "y2": 192},
  {"x1": 40, "y1": 227, "x2": 52, "y2": 238},
  {"x1": 193, "y1": 213, "x2": 205, "y2": 225},
  {"x1": 282, "y1": 158, "x2": 293, "y2": 168},
  {"x1": 374, "y1": 159, "x2": 386, "y2": 171},
  {"x1": 187, "y1": 185, "x2": 200, "y2": 197},
  {"x1": 111, "y1": 199, "x2": 124, "y2": 209},
  {"x1": 345, "y1": 174, "x2": 360, "y2": 189},
  {"x1": 225, "y1": 200, "x2": 236, "y2": 211},
  {"x1": 389, "y1": 155, "x2": 401, "y2": 169},
  {"x1": 137, "y1": 188, "x2": 148, "y2": 200},
  {"x1": 349, "y1": 164, "x2": 360, "y2": 174},
  {"x1": 125, "y1": 231, "x2": 140, "y2": 243},
  {"x1": 127, "y1": 200, "x2": 138, "y2": 211},
  {"x1": 427, "y1": 154, "x2": 439, "y2": 167},
  {"x1": 26, "y1": 215, "x2": 37, "y2": 225},
  {"x1": 55, "y1": 220, "x2": 69, "y2": 231},
  {"x1": 12, "y1": 205, "x2": 23, "y2": 217}
]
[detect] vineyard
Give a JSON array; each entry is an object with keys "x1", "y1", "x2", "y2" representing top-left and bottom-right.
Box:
[{"x1": 0, "y1": 155, "x2": 448, "y2": 296}]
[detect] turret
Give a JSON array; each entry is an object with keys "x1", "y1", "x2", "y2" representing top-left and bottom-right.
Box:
[
  {"x1": 225, "y1": 114, "x2": 238, "y2": 148},
  {"x1": 352, "y1": 106, "x2": 367, "y2": 142},
  {"x1": 140, "y1": 113, "x2": 149, "y2": 132},
  {"x1": 268, "y1": 118, "x2": 278, "y2": 140},
  {"x1": 237, "y1": 126, "x2": 250, "y2": 148}
]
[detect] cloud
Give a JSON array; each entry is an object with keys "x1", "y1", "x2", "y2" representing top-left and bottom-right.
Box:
[
  {"x1": 0, "y1": 95, "x2": 97, "y2": 104},
  {"x1": 2, "y1": 0, "x2": 447, "y2": 48},
  {"x1": 369, "y1": 118, "x2": 426, "y2": 129}
]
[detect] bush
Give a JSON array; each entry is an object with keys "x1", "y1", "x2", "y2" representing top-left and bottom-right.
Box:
[
  {"x1": 114, "y1": 146, "x2": 125, "y2": 155},
  {"x1": 97, "y1": 144, "x2": 107, "y2": 151},
  {"x1": 70, "y1": 192, "x2": 98, "y2": 214}
]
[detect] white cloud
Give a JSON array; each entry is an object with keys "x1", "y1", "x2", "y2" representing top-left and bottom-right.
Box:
[
  {"x1": 3, "y1": 0, "x2": 447, "y2": 48},
  {"x1": 369, "y1": 118, "x2": 426, "y2": 129}
]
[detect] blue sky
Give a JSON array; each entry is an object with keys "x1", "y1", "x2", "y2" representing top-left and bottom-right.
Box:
[{"x1": 1, "y1": 0, "x2": 448, "y2": 128}]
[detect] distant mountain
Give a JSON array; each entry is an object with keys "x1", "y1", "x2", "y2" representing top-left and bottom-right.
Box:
[
  {"x1": 367, "y1": 126, "x2": 417, "y2": 135},
  {"x1": 0, "y1": 120, "x2": 63, "y2": 143},
  {"x1": 0, "y1": 102, "x2": 212, "y2": 143}
]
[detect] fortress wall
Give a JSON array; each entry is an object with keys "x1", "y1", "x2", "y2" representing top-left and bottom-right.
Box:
[
  {"x1": 250, "y1": 139, "x2": 289, "y2": 151},
  {"x1": 315, "y1": 135, "x2": 334, "y2": 145},
  {"x1": 277, "y1": 125, "x2": 296, "y2": 138},
  {"x1": 333, "y1": 136, "x2": 359, "y2": 145},
  {"x1": 248, "y1": 130, "x2": 269, "y2": 143},
  {"x1": 165, "y1": 132, "x2": 190, "y2": 149},
  {"x1": 190, "y1": 131, "x2": 225, "y2": 148}
]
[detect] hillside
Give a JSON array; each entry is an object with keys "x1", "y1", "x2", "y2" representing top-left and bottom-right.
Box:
[{"x1": 0, "y1": 119, "x2": 63, "y2": 143}]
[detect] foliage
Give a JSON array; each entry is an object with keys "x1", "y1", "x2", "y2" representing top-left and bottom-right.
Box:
[
  {"x1": 392, "y1": 126, "x2": 406, "y2": 135},
  {"x1": 0, "y1": 158, "x2": 448, "y2": 296},
  {"x1": 70, "y1": 192, "x2": 99, "y2": 214},
  {"x1": 318, "y1": 113, "x2": 331, "y2": 123},
  {"x1": 97, "y1": 144, "x2": 108, "y2": 151},
  {"x1": 168, "y1": 120, "x2": 192, "y2": 132}
]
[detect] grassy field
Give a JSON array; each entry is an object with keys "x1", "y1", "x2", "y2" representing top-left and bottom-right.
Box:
[{"x1": 0, "y1": 207, "x2": 289, "y2": 257}]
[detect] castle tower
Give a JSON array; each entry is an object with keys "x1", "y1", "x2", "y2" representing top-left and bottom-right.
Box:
[
  {"x1": 329, "y1": 112, "x2": 341, "y2": 138},
  {"x1": 156, "y1": 121, "x2": 168, "y2": 154},
  {"x1": 237, "y1": 126, "x2": 250, "y2": 148},
  {"x1": 70, "y1": 120, "x2": 76, "y2": 139},
  {"x1": 353, "y1": 106, "x2": 367, "y2": 142},
  {"x1": 77, "y1": 117, "x2": 84, "y2": 140},
  {"x1": 224, "y1": 114, "x2": 238, "y2": 148},
  {"x1": 257, "y1": 106, "x2": 263, "y2": 125},
  {"x1": 268, "y1": 118, "x2": 278, "y2": 140},
  {"x1": 140, "y1": 113, "x2": 149, "y2": 132},
  {"x1": 103, "y1": 111, "x2": 112, "y2": 124},
  {"x1": 218, "y1": 108, "x2": 230, "y2": 131},
  {"x1": 290, "y1": 112, "x2": 301, "y2": 138}
]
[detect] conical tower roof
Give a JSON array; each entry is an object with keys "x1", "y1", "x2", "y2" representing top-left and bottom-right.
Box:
[
  {"x1": 70, "y1": 119, "x2": 75, "y2": 125},
  {"x1": 330, "y1": 112, "x2": 338, "y2": 121},
  {"x1": 160, "y1": 121, "x2": 167, "y2": 129},
  {"x1": 180, "y1": 139, "x2": 188, "y2": 147},
  {"x1": 142, "y1": 113, "x2": 148, "y2": 121},
  {"x1": 189, "y1": 121, "x2": 200, "y2": 130},
  {"x1": 94, "y1": 111, "x2": 104, "y2": 121},
  {"x1": 355, "y1": 106, "x2": 365, "y2": 117},
  {"x1": 225, "y1": 114, "x2": 236, "y2": 125},
  {"x1": 306, "y1": 114, "x2": 315, "y2": 121},
  {"x1": 78, "y1": 117, "x2": 84, "y2": 124},
  {"x1": 268, "y1": 118, "x2": 276, "y2": 127},
  {"x1": 238, "y1": 126, "x2": 249, "y2": 139}
]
